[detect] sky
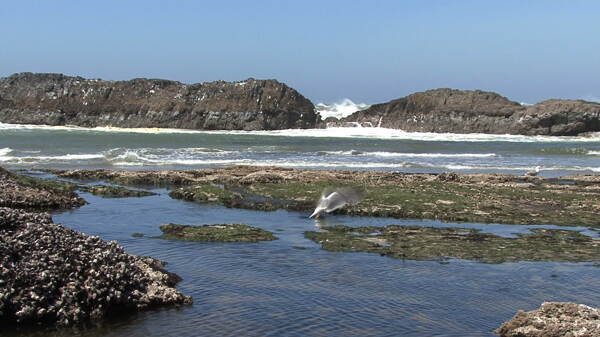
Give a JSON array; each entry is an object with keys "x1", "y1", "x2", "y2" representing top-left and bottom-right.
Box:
[{"x1": 1, "y1": 0, "x2": 599, "y2": 104}]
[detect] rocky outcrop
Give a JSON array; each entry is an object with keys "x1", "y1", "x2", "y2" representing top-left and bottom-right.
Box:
[
  {"x1": 496, "y1": 302, "x2": 600, "y2": 337},
  {"x1": 0, "y1": 72, "x2": 318, "y2": 130},
  {"x1": 0, "y1": 167, "x2": 85, "y2": 210},
  {"x1": 0, "y1": 207, "x2": 192, "y2": 327},
  {"x1": 0, "y1": 168, "x2": 191, "y2": 327},
  {"x1": 330, "y1": 88, "x2": 600, "y2": 136}
]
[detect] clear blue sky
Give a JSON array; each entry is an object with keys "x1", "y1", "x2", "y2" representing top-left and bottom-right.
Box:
[{"x1": 1, "y1": 0, "x2": 599, "y2": 104}]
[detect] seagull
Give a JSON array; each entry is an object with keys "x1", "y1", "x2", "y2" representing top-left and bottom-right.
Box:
[
  {"x1": 525, "y1": 166, "x2": 541, "y2": 177},
  {"x1": 309, "y1": 187, "x2": 364, "y2": 218}
]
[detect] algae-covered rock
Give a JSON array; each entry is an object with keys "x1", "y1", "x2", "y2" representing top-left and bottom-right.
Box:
[
  {"x1": 0, "y1": 168, "x2": 85, "y2": 211},
  {"x1": 158, "y1": 223, "x2": 277, "y2": 242},
  {"x1": 305, "y1": 225, "x2": 600, "y2": 263},
  {"x1": 495, "y1": 302, "x2": 600, "y2": 337},
  {"x1": 79, "y1": 185, "x2": 156, "y2": 198},
  {"x1": 50, "y1": 167, "x2": 600, "y2": 227}
]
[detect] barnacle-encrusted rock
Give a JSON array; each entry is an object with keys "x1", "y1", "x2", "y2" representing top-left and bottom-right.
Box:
[
  {"x1": 496, "y1": 302, "x2": 600, "y2": 337},
  {"x1": 0, "y1": 168, "x2": 85, "y2": 210},
  {"x1": 0, "y1": 207, "x2": 191, "y2": 327}
]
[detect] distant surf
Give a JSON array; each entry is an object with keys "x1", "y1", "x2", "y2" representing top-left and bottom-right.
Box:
[
  {"x1": 315, "y1": 99, "x2": 370, "y2": 119},
  {"x1": 2, "y1": 122, "x2": 600, "y2": 143}
]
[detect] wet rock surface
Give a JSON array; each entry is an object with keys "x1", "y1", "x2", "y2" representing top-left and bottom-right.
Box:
[
  {"x1": 328, "y1": 88, "x2": 600, "y2": 136},
  {"x1": 495, "y1": 302, "x2": 600, "y2": 337},
  {"x1": 0, "y1": 72, "x2": 319, "y2": 130},
  {"x1": 157, "y1": 223, "x2": 277, "y2": 243},
  {"x1": 0, "y1": 168, "x2": 85, "y2": 211},
  {"x1": 305, "y1": 225, "x2": 600, "y2": 263},
  {"x1": 79, "y1": 185, "x2": 156, "y2": 198},
  {"x1": 0, "y1": 207, "x2": 192, "y2": 327},
  {"x1": 53, "y1": 167, "x2": 600, "y2": 227}
]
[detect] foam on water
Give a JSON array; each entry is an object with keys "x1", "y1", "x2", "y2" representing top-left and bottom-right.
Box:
[
  {"x1": 2, "y1": 122, "x2": 600, "y2": 143},
  {"x1": 319, "y1": 150, "x2": 497, "y2": 158},
  {"x1": 0, "y1": 147, "x2": 12, "y2": 156}
]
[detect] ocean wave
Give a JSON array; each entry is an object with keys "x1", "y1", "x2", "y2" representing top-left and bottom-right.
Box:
[
  {"x1": 0, "y1": 147, "x2": 12, "y2": 156},
  {"x1": 318, "y1": 150, "x2": 497, "y2": 158},
  {"x1": 315, "y1": 99, "x2": 371, "y2": 120},
  {"x1": 588, "y1": 150, "x2": 600, "y2": 156},
  {"x1": 2, "y1": 122, "x2": 600, "y2": 143},
  {"x1": 0, "y1": 153, "x2": 105, "y2": 163}
]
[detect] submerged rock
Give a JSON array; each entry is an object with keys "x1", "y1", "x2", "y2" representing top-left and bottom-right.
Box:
[
  {"x1": 0, "y1": 72, "x2": 319, "y2": 130},
  {"x1": 330, "y1": 88, "x2": 600, "y2": 136},
  {"x1": 79, "y1": 185, "x2": 156, "y2": 198},
  {"x1": 496, "y1": 302, "x2": 600, "y2": 337},
  {"x1": 0, "y1": 207, "x2": 192, "y2": 327},
  {"x1": 305, "y1": 225, "x2": 600, "y2": 263},
  {"x1": 158, "y1": 223, "x2": 277, "y2": 242}
]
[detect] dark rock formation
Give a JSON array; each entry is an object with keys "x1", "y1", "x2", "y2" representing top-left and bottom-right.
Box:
[
  {"x1": 0, "y1": 207, "x2": 192, "y2": 327},
  {"x1": 0, "y1": 72, "x2": 318, "y2": 130},
  {"x1": 330, "y1": 88, "x2": 600, "y2": 136},
  {"x1": 496, "y1": 302, "x2": 600, "y2": 337}
]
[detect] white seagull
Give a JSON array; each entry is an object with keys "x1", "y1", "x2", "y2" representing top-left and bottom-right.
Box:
[
  {"x1": 309, "y1": 187, "x2": 364, "y2": 219},
  {"x1": 525, "y1": 166, "x2": 541, "y2": 177}
]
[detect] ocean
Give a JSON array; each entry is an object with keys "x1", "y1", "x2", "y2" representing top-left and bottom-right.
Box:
[
  {"x1": 1, "y1": 122, "x2": 600, "y2": 176},
  {"x1": 2, "y1": 121, "x2": 600, "y2": 336}
]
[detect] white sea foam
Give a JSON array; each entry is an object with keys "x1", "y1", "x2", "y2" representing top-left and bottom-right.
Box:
[
  {"x1": 0, "y1": 153, "x2": 105, "y2": 163},
  {"x1": 2, "y1": 122, "x2": 600, "y2": 143},
  {"x1": 315, "y1": 99, "x2": 371, "y2": 120},
  {"x1": 319, "y1": 150, "x2": 497, "y2": 158},
  {"x1": 588, "y1": 150, "x2": 600, "y2": 156},
  {"x1": 0, "y1": 148, "x2": 12, "y2": 156}
]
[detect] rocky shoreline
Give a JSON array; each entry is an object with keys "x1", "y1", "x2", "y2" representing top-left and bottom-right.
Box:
[
  {"x1": 0, "y1": 169, "x2": 192, "y2": 328},
  {"x1": 3, "y1": 166, "x2": 600, "y2": 332}
]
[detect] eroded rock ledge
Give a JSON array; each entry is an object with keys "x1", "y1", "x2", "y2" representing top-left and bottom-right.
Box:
[
  {"x1": 496, "y1": 302, "x2": 600, "y2": 337},
  {"x1": 0, "y1": 72, "x2": 318, "y2": 130}
]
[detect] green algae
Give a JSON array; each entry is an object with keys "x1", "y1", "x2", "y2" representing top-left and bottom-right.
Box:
[
  {"x1": 9, "y1": 173, "x2": 79, "y2": 193},
  {"x1": 79, "y1": 185, "x2": 157, "y2": 198},
  {"x1": 171, "y1": 180, "x2": 600, "y2": 227},
  {"x1": 157, "y1": 223, "x2": 277, "y2": 243},
  {"x1": 305, "y1": 225, "x2": 600, "y2": 263}
]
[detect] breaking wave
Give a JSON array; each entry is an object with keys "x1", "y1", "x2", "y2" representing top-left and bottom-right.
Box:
[
  {"x1": 315, "y1": 99, "x2": 371, "y2": 120},
  {"x1": 2, "y1": 122, "x2": 600, "y2": 143},
  {"x1": 317, "y1": 150, "x2": 497, "y2": 158}
]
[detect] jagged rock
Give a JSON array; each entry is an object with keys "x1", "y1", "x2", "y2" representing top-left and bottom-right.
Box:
[
  {"x1": 0, "y1": 72, "x2": 319, "y2": 130},
  {"x1": 329, "y1": 88, "x2": 600, "y2": 136},
  {"x1": 0, "y1": 207, "x2": 192, "y2": 327},
  {"x1": 496, "y1": 302, "x2": 600, "y2": 337}
]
